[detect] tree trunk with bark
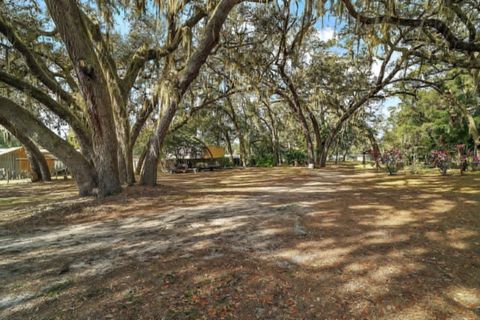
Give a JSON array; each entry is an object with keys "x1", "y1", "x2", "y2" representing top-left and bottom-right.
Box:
[
  {"x1": 225, "y1": 96, "x2": 248, "y2": 167},
  {"x1": 366, "y1": 127, "x2": 381, "y2": 171},
  {"x1": 275, "y1": 82, "x2": 314, "y2": 167},
  {"x1": 0, "y1": 70, "x2": 95, "y2": 165},
  {"x1": 0, "y1": 97, "x2": 96, "y2": 195},
  {"x1": 46, "y1": 0, "x2": 121, "y2": 197},
  {"x1": 223, "y1": 129, "x2": 235, "y2": 165},
  {"x1": 140, "y1": 0, "x2": 240, "y2": 185},
  {"x1": 140, "y1": 96, "x2": 179, "y2": 186},
  {"x1": 334, "y1": 140, "x2": 339, "y2": 165},
  {"x1": 26, "y1": 143, "x2": 51, "y2": 182},
  {"x1": 25, "y1": 146, "x2": 41, "y2": 182},
  {"x1": 264, "y1": 101, "x2": 280, "y2": 166},
  {"x1": 306, "y1": 108, "x2": 322, "y2": 167},
  {"x1": 135, "y1": 143, "x2": 148, "y2": 175}
]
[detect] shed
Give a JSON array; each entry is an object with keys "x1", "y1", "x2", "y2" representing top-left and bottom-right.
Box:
[
  {"x1": 0, "y1": 147, "x2": 57, "y2": 179},
  {"x1": 203, "y1": 146, "x2": 225, "y2": 159}
]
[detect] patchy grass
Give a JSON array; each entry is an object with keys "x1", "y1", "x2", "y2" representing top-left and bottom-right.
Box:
[{"x1": 0, "y1": 165, "x2": 479, "y2": 319}]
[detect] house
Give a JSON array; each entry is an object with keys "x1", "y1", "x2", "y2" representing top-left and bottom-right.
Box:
[
  {"x1": 158, "y1": 145, "x2": 227, "y2": 172},
  {"x1": 0, "y1": 147, "x2": 58, "y2": 179}
]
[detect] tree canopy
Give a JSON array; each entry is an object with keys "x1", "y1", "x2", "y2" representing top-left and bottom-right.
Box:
[{"x1": 0, "y1": 0, "x2": 479, "y2": 195}]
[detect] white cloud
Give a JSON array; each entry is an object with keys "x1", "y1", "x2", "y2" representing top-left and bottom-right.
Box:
[
  {"x1": 371, "y1": 58, "x2": 382, "y2": 77},
  {"x1": 315, "y1": 27, "x2": 335, "y2": 42}
]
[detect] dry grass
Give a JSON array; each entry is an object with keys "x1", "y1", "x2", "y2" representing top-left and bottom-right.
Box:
[{"x1": 1, "y1": 165, "x2": 479, "y2": 319}]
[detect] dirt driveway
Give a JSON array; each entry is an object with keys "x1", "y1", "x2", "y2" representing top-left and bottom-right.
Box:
[{"x1": 1, "y1": 166, "x2": 479, "y2": 319}]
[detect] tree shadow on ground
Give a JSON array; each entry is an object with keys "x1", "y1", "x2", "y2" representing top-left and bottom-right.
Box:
[{"x1": 0, "y1": 166, "x2": 479, "y2": 319}]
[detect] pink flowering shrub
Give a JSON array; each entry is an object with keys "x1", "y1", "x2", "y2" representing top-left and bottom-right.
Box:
[
  {"x1": 472, "y1": 154, "x2": 480, "y2": 170},
  {"x1": 381, "y1": 149, "x2": 402, "y2": 175},
  {"x1": 431, "y1": 150, "x2": 449, "y2": 176}
]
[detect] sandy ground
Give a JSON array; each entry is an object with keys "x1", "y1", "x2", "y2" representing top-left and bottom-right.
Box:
[{"x1": 0, "y1": 166, "x2": 479, "y2": 319}]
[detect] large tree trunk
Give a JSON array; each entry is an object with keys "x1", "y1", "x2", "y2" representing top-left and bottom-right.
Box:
[
  {"x1": 263, "y1": 101, "x2": 280, "y2": 166},
  {"x1": 318, "y1": 119, "x2": 345, "y2": 168},
  {"x1": 46, "y1": 0, "x2": 121, "y2": 197},
  {"x1": 135, "y1": 143, "x2": 149, "y2": 175},
  {"x1": 140, "y1": 0, "x2": 241, "y2": 185},
  {"x1": 275, "y1": 90, "x2": 314, "y2": 167},
  {"x1": 295, "y1": 113, "x2": 315, "y2": 167},
  {"x1": 225, "y1": 96, "x2": 248, "y2": 167},
  {"x1": 306, "y1": 108, "x2": 322, "y2": 167},
  {"x1": 223, "y1": 129, "x2": 235, "y2": 165},
  {"x1": 112, "y1": 101, "x2": 134, "y2": 185},
  {"x1": 140, "y1": 97, "x2": 178, "y2": 186},
  {"x1": 0, "y1": 97, "x2": 96, "y2": 195},
  {"x1": 282, "y1": 99, "x2": 314, "y2": 166},
  {"x1": 117, "y1": 146, "x2": 128, "y2": 184},
  {"x1": 471, "y1": 72, "x2": 480, "y2": 156},
  {"x1": 334, "y1": 140, "x2": 339, "y2": 165},
  {"x1": 365, "y1": 127, "x2": 381, "y2": 170},
  {"x1": 238, "y1": 135, "x2": 248, "y2": 167},
  {"x1": 26, "y1": 143, "x2": 51, "y2": 182},
  {"x1": 300, "y1": 120, "x2": 315, "y2": 167},
  {"x1": 319, "y1": 143, "x2": 329, "y2": 167},
  {"x1": 276, "y1": 64, "x2": 315, "y2": 167},
  {"x1": 25, "y1": 146, "x2": 41, "y2": 182},
  {"x1": 129, "y1": 99, "x2": 155, "y2": 179},
  {"x1": 125, "y1": 143, "x2": 135, "y2": 184},
  {"x1": 459, "y1": 103, "x2": 480, "y2": 156},
  {"x1": 272, "y1": 130, "x2": 280, "y2": 166},
  {"x1": 272, "y1": 137, "x2": 280, "y2": 166}
]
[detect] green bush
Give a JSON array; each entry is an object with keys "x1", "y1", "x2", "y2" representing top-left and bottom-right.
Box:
[
  {"x1": 250, "y1": 154, "x2": 274, "y2": 167},
  {"x1": 283, "y1": 149, "x2": 306, "y2": 165}
]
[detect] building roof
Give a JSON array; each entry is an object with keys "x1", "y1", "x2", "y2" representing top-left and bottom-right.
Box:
[
  {"x1": 0, "y1": 147, "x2": 57, "y2": 160},
  {"x1": 0, "y1": 147, "x2": 21, "y2": 156}
]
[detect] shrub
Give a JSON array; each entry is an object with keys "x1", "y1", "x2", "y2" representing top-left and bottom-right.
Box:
[
  {"x1": 283, "y1": 149, "x2": 307, "y2": 166},
  {"x1": 381, "y1": 149, "x2": 402, "y2": 175},
  {"x1": 255, "y1": 154, "x2": 274, "y2": 167},
  {"x1": 431, "y1": 150, "x2": 450, "y2": 176},
  {"x1": 471, "y1": 154, "x2": 480, "y2": 171}
]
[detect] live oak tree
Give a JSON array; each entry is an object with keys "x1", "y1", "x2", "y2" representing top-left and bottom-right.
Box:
[
  {"x1": 220, "y1": 0, "x2": 416, "y2": 167},
  {"x1": 0, "y1": 0, "x2": 263, "y2": 193},
  {"x1": 384, "y1": 72, "x2": 479, "y2": 156},
  {"x1": 138, "y1": 0, "x2": 271, "y2": 185},
  {"x1": 336, "y1": 0, "x2": 480, "y2": 154},
  {"x1": 2, "y1": 0, "x2": 478, "y2": 196},
  {"x1": 1, "y1": 1, "x2": 129, "y2": 195}
]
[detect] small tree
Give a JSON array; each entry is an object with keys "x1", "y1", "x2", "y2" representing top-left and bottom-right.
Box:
[
  {"x1": 381, "y1": 150, "x2": 402, "y2": 175},
  {"x1": 431, "y1": 150, "x2": 450, "y2": 176}
]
